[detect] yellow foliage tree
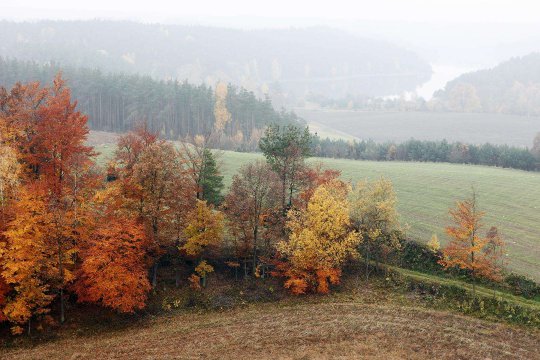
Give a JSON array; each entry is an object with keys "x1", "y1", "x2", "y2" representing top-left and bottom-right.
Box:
[
  {"x1": 214, "y1": 82, "x2": 231, "y2": 133},
  {"x1": 350, "y1": 178, "x2": 401, "y2": 279},
  {"x1": 0, "y1": 145, "x2": 20, "y2": 208},
  {"x1": 276, "y1": 180, "x2": 360, "y2": 294},
  {"x1": 427, "y1": 234, "x2": 441, "y2": 253},
  {"x1": 181, "y1": 200, "x2": 224, "y2": 287}
]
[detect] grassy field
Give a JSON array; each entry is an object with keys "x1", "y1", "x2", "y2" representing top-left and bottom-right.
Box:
[
  {"x1": 220, "y1": 153, "x2": 540, "y2": 281},
  {"x1": 95, "y1": 142, "x2": 540, "y2": 281},
  {"x1": 295, "y1": 109, "x2": 540, "y2": 146}
]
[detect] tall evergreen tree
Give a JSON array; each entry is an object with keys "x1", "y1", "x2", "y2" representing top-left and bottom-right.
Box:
[{"x1": 199, "y1": 149, "x2": 224, "y2": 206}]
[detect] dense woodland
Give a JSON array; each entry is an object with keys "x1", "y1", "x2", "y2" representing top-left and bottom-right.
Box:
[
  {"x1": 433, "y1": 52, "x2": 540, "y2": 115},
  {"x1": 1, "y1": 77, "x2": 533, "y2": 337},
  {"x1": 0, "y1": 57, "x2": 300, "y2": 150},
  {"x1": 0, "y1": 20, "x2": 431, "y2": 102}
]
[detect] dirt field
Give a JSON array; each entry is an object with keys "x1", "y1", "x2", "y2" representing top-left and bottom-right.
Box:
[{"x1": 3, "y1": 300, "x2": 539, "y2": 360}]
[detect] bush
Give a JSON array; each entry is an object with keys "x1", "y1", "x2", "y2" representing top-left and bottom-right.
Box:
[
  {"x1": 399, "y1": 241, "x2": 444, "y2": 274},
  {"x1": 387, "y1": 270, "x2": 540, "y2": 328},
  {"x1": 505, "y1": 274, "x2": 540, "y2": 299}
]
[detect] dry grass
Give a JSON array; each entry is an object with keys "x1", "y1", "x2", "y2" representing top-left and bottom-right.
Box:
[{"x1": 3, "y1": 299, "x2": 539, "y2": 360}]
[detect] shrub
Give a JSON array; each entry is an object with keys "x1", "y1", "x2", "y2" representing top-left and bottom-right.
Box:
[{"x1": 505, "y1": 274, "x2": 540, "y2": 299}]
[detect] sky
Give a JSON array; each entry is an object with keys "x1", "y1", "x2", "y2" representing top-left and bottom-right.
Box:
[{"x1": 2, "y1": 0, "x2": 540, "y2": 24}]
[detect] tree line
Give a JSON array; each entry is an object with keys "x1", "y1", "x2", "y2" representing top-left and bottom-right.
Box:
[
  {"x1": 3, "y1": 58, "x2": 538, "y2": 172},
  {"x1": 312, "y1": 136, "x2": 540, "y2": 171},
  {"x1": 0, "y1": 77, "x2": 513, "y2": 336},
  {"x1": 0, "y1": 57, "x2": 300, "y2": 151}
]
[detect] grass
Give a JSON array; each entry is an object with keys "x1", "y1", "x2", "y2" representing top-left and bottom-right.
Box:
[
  {"x1": 3, "y1": 283, "x2": 539, "y2": 359},
  {"x1": 215, "y1": 151, "x2": 540, "y2": 281},
  {"x1": 295, "y1": 109, "x2": 540, "y2": 146},
  {"x1": 94, "y1": 141, "x2": 540, "y2": 281},
  {"x1": 388, "y1": 266, "x2": 540, "y2": 310}
]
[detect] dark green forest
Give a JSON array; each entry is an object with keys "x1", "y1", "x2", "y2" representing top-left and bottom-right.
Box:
[{"x1": 0, "y1": 57, "x2": 300, "y2": 150}]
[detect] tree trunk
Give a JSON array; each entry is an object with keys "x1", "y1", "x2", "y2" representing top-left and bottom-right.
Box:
[
  {"x1": 58, "y1": 242, "x2": 65, "y2": 324},
  {"x1": 252, "y1": 225, "x2": 258, "y2": 276},
  {"x1": 365, "y1": 246, "x2": 370, "y2": 283},
  {"x1": 60, "y1": 288, "x2": 65, "y2": 324},
  {"x1": 152, "y1": 262, "x2": 159, "y2": 288},
  {"x1": 175, "y1": 267, "x2": 180, "y2": 288}
]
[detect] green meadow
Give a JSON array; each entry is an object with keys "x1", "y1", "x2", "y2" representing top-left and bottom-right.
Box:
[{"x1": 97, "y1": 144, "x2": 540, "y2": 280}]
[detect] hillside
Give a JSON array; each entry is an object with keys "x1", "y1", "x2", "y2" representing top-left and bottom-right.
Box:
[
  {"x1": 3, "y1": 295, "x2": 538, "y2": 359},
  {"x1": 0, "y1": 20, "x2": 431, "y2": 101},
  {"x1": 0, "y1": 58, "x2": 300, "y2": 150},
  {"x1": 434, "y1": 52, "x2": 540, "y2": 115},
  {"x1": 94, "y1": 142, "x2": 540, "y2": 280}
]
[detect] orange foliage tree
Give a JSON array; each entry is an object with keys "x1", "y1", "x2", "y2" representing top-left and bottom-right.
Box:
[
  {"x1": 439, "y1": 191, "x2": 506, "y2": 293},
  {"x1": 0, "y1": 75, "x2": 96, "y2": 331},
  {"x1": 115, "y1": 127, "x2": 195, "y2": 287},
  {"x1": 73, "y1": 185, "x2": 152, "y2": 313},
  {"x1": 0, "y1": 186, "x2": 56, "y2": 334}
]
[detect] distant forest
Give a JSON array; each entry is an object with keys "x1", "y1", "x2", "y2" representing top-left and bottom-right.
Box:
[
  {"x1": 433, "y1": 53, "x2": 540, "y2": 115},
  {"x1": 0, "y1": 58, "x2": 300, "y2": 150},
  {"x1": 312, "y1": 137, "x2": 540, "y2": 172},
  {"x1": 0, "y1": 20, "x2": 431, "y2": 103}
]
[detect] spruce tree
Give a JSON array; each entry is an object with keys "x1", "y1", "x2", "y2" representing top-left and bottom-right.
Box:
[{"x1": 200, "y1": 149, "x2": 224, "y2": 205}]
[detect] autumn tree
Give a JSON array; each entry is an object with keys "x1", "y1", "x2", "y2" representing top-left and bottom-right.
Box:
[
  {"x1": 180, "y1": 200, "x2": 224, "y2": 288},
  {"x1": 73, "y1": 184, "x2": 152, "y2": 313},
  {"x1": 259, "y1": 124, "x2": 312, "y2": 212},
  {"x1": 350, "y1": 178, "x2": 402, "y2": 280},
  {"x1": 0, "y1": 75, "x2": 96, "y2": 327},
  {"x1": 214, "y1": 82, "x2": 231, "y2": 133},
  {"x1": 125, "y1": 140, "x2": 190, "y2": 287},
  {"x1": 115, "y1": 124, "x2": 159, "y2": 175},
  {"x1": 181, "y1": 137, "x2": 224, "y2": 205},
  {"x1": 0, "y1": 145, "x2": 20, "y2": 210},
  {"x1": 439, "y1": 191, "x2": 506, "y2": 293},
  {"x1": 295, "y1": 163, "x2": 342, "y2": 209},
  {"x1": 427, "y1": 234, "x2": 441, "y2": 254},
  {"x1": 275, "y1": 180, "x2": 360, "y2": 294},
  {"x1": 224, "y1": 161, "x2": 278, "y2": 274},
  {"x1": 0, "y1": 187, "x2": 56, "y2": 334}
]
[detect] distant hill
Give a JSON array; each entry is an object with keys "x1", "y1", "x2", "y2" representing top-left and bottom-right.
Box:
[
  {"x1": 0, "y1": 58, "x2": 300, "y2": 150},
  {"x1": 433, "y1": 53, "x2": 540, "y2": 115},
  {"x1": 0, "y1": 20, "x2": 431, "y2": 102}
]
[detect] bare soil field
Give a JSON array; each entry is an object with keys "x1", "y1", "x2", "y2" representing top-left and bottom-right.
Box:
[{"x1": 3, "y1": 299, "x2": 539, "y2": 360}]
